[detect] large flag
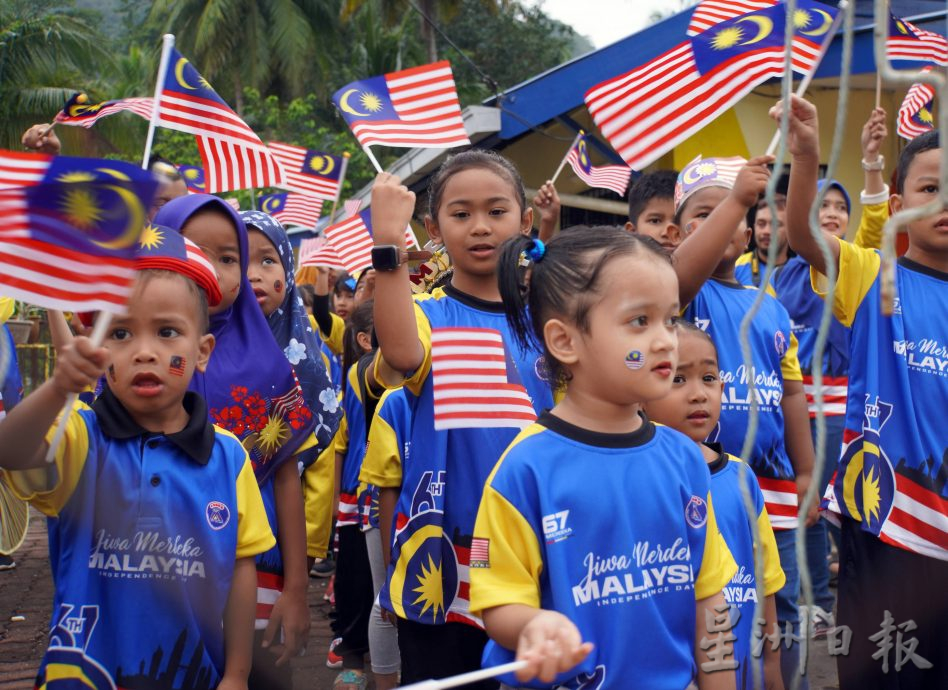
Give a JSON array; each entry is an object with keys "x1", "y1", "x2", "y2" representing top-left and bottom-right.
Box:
[
  {"x1": 897, "y1": 70, "x2": 936, "y2": 140},
  {"x1": 332, "y1": 61, "x2": 470, "y2": 149},
  {"x1": 299, "y1": 238, "x2": 346, "y2": 271},
  {"x1": 887, "y1": 13, "x2": 948, "y2": 66},
  {"x1": 430, "y1": 327, "x2": 537, "y2": 431},
  {"x1": 269, "y1": 142, "x2": 345, "y2": 201},
  {"x1": 324, "y1": 210, "x2": 376, "y2": 273},
  {"x1": 259, "y1": 192, "x2": 323, "y2": 228},
  {"x1": 565, "y1": 134, "x2": 632, "y2": 195},
  {"x1": 156, "y1": 47, "x2": 283, "y2": 192},
  {"x1": 178, "y1": 164, "x2": 206, "y2": 192},
  {"x1": 0, "y1": 150, "x2": 158, "y2": 312},
  {"x1": 585, "y1": 0, "x2": 836, "y2": 170},
  {"x1": 54, "y1": 93, "x2": 154, "y2": 128},
  {"x1": 687, "y1": 0, "x2": 777, "y2": 35}
]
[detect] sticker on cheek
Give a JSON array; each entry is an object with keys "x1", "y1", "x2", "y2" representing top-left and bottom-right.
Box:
[
  {"x1": 108, "y1": 365, "x2": 116, "y2": 382},
  {"x1": 625, "y1": 351, "x2": 645, "y2": 370},
  {"x1": 169, "y1": 356, "x2": 186, "y2": 376},
  {"x1": 274, "y1": 280, "x2": 283, "y2": 293}
]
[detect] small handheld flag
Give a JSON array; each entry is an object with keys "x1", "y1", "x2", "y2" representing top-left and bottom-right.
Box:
[
  {"x1": 887, "y1": 12, "x2": 948, "y2": 66},
  {"x1": 259, "y1": 192, "x2": 323, "y2": 229},
  {"x1": 323, "y1": 210, "x2": 376, "y2": 273},
  {"x1": 178, "y1": 165, "x2": 206, "y2": 192},
  {"x1": 299, "y1": 240, "x2": 347, "y2": 272},
  {"x1": 687, "y1": 0, "x2": 777, "y2": 36},
  {"x1": 54, "y1": 93, "x2": 155, "y2": 128},
  {"x1": 897, "y1": 72, "x2": 936, "y2": 140},
  {"x1": 269, "y1": 142, "x2": 346, "y2": 201},
  {"x1": 560, "y1": 132, "x2": 631, "y2": 196}
]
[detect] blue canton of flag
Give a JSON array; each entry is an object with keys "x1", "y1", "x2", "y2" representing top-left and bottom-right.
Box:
[
  {"x1": 178, "y1": 165, "x2": 206, "y2": 192},
  {"x1": 260, "y1": 193, "x2": 287, "y2": 215}
]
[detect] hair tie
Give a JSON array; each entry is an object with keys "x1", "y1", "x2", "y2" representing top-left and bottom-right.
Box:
[{"x1": 519, "y1": 238, "x2": 546, "y2": 267}]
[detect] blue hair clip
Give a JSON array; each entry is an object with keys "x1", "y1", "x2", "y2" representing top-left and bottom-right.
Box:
[{"x1": 527, "y1": 239, "x2": 546, "y2": 262}]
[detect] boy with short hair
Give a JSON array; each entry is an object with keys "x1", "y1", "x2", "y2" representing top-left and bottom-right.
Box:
[
  {"x1": 780, "y1": 95, "x2": 948, "y2": 689},
  {"x1": 626, "y1": 168, "x2": 681, "y2": 250},
  {"x1": 735, "y1": 195, "x2": 790, "y2": 289},
  {"x1": 0, "y1": 230, "x2": 275, "y2": 690}
]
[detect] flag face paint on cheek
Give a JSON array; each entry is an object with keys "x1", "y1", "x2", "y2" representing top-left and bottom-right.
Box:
[
  {"x1": 274, "y1": 280, "x2": 283, "y2": 293},
  {"x1": 169, "y1": 356, "x2": 186, "y2": 376},
  {"x1": 625, "y1": 351, "x2": 645, "y2": 370}
]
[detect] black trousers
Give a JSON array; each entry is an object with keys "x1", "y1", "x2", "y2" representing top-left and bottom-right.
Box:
[
  {"x1": 333, "y1": 525, "x2": 374, "y2": 668},
  {"x1": 836, "y1": 518, "x2": 948, "y2": 690},
  {"x1": 396, "y1": 617, "x2": 498, "y2": 689},
  {"x1": 248, "y1": 629, "x2": 293, "y2": 690}
]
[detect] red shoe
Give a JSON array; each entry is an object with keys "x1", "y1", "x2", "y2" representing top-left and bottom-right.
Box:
[
  {"x1": 324, "y1": 574, "x2": 335, "y2": 606},
  {"x1": 326, "y1": 637, "x2": 343, "y2": 669}
]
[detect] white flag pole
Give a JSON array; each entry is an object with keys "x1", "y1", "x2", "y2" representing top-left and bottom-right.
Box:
[
  {"x1": 397, "y1": 661, "x2": 528, "y2": 690},
  {"x1": 364, "y1": 146, "x2": 383, "y2": 174},
  {"x1": 329, "y1": 152, "x2": 351, "y2": 222},
  {"x1": 141, "y1": 34, "x2": 176, "y2": 169},
  {"x1": 550, "y1": 130, "x2": 584, "y2": 185}
]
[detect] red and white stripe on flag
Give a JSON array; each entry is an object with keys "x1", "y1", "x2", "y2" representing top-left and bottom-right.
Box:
[
  {"x1": 566, "y1": 148, "x2": 632, "y2": 196},
  {"x1": 194, "y1": 135, "x2": 283, "y2": 194},
  {"x1": 269, "y1": 142, "x2": 342, "y2": 201},
  {"x1": 298, "y1": 237, "x2": 321, "y2": 264},
  {"x1": 344, "y1": 198, "x2": 362, "y2": 218},
  {"x1": 307, "y1": 243, "x2": 347, "y2": 271},
  {"x1": 897, "y1": 75, "x2": 936, "y2": 141},
  {"x1": 686, "y1": 0, "x2": 777, "y2": 35},
  {"x1": 430, "y1": 327, "x2": 537, "y2": 431},
  {"x1": 757, "y1": 476, "x2": 799, "y2": 531},
  {"x1": 887, "y1": 16, "x2": 948, "y2": 66},
  {"x1": 54, "y1": 97, "x2": 155, "y2": 128},
  {"x1": 324, "y1": 212, "x2": 374, "y2": 273},
  {"x1": 274, "y1": 194, "x2": 323, "y2": 228},
  {"x1": 349, "y1": 61, "x2": 471, "y2": 149}
]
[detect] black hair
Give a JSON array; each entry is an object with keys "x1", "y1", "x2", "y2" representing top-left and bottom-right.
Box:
[
  {"x1": 427, "y1": 149, "x2": 527, "y2": 219},
  {"x1": 333, "y1": 273, "x2": 356, "y2": 296},
  {"x1": 148, "y1": 155, "x2": 182, "y2": 181},
  {"x1": 896, "y1": 129, "x2": 940, "y2": 195},
  {"x1": 498, "y1": 227, "x2": 673, "y2": 387},
  {"x1": 297, "y1": 283, "x2": 315, "y2": 309},
  {"x1": 341, "y1": 300, "x2": 375, "y2": 393},
  {"x1": 137, "y1": 268, "x2": 210, "y2": 334},
  {"x1": 676, "y1": 320, "x2": 717, "y2": 360},
  {"x1": 627, "y1": 170, "x2": 678, "y2": 224}
]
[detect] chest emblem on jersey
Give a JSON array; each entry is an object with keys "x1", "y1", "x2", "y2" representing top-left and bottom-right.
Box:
[
  {"x1": 774, "y1": 330, "x2": 787, "y2": 357},
  {"x1": 685, "y1": 495, "x2": 708, "y2": 528},
  {"x1": 554, "y1": 664, "x2": 606, "y2": 689},
  {"x1": 838, "y1": 396, "x2": 897, "y2": 532},
  {"x1": 205, "y1": 501, "x2": 231, "y2": 530},
  {"x1": 543, "y1": 510, "x2": 573, "y2": 544}
]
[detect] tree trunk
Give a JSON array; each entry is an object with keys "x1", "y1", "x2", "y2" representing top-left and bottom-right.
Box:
[
  {"x1": 420, "y1": 0, "x2": 437, "y2": 63},
  {"x1": 233, "y1": 74, "x2": 244, "y2": 116}
]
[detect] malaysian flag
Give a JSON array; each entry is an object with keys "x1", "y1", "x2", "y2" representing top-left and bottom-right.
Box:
[
  {"x1": 0, "y1": 150, "x2": 158, "y2": 312},
  {"x1": 343, "y1": 198, "x2": 362, "y2": 218},
  {"x1": 324, "y1": 210, "x2": 375, "y2": 273},
  {"x1": 564, "y1": 133, "x2": 632, "y2": 196},
  {"x1": 54, "y1": 93, "x2": 154, "y2": 128},
  {"x1": 470, "y1": 538, "x2": 490, "y2": 568},
  {"x1": 156, "y1": 47, "x2": 283, "y2": 192},
  {"x1": 687, "y1": 0, "x2": 777, "y2": 35},
  {"x1": 897, "y1": 70, "x2": 936, "y2": 140},
  {"x1": 259, "y1": 192, "x2": 323, "y2": 228},
  {"x1": 178, "y1": 164, "x2": 206, "y2": 192},
  {"x1": 887, "y1": 13, "x2": 948, "y2": 66},
  {"x1": 332, "y1": 61, "x2": 471, "y2": 149},
  {"x1": 430, "y1": 327, "x2": 537, "y2": 431},
  {"x1": 269, "y1": 142, "x2": 346, "y2": 201},
  {"x1": 298, "y1": 237, "x2": 322, "y2": 264},
  {"x1": 585, "y1": 1, "x2": 836, "y2": 170},
  {"x1": 302, "y1": 242, "x2": 347, "y2": 271}
]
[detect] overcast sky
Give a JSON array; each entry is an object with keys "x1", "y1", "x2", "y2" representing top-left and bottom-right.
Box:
[{"x1": 529, "y1": 0, "x2": 681, "y2": 49}]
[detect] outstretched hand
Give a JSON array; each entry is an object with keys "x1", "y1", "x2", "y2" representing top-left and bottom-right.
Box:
[
  {"x1": 370, "y1": 173, "x2": 416, "y2": 246},
  {"x1": 730, "y1": 155, "x2": 775, "y2": 208},
  {"x1": 51, "y1": 336, "x2": 109, "y2": 399},
  {"x1": 769, "y1": 96, "x2": 820, "y2": 160},
  {"x1": 22, "y1": 124, "x2": 61, "y2": 155},
  {"x1": 861, "y1": 107, "x2": 887, "y2": 160},
  {"x1": 515, "y1": 610, "x2": 594, "y2": 684}
]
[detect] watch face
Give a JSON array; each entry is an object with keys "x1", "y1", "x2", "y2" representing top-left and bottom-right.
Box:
[{"x1": 372, "y1": 245, "x2": 400, "y2": 271}]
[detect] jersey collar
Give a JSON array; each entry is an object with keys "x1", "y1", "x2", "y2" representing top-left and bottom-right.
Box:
[
  {"x1": 537, "y1": 410, "x2": 655, "y2": 449},
  {"x1": 703, "y1": 442, "x2": 729, "y2": 474},
  {"x1": 443, "y1": 282, "x2": 505, "y2": 313},
  {"x1": 93, "y1": 387, "x2": 216, "y2": 465}
]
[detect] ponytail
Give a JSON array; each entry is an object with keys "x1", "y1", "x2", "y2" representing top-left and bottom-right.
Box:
[{"x1": 496, "y1": 234, "x2": 538, "y2": 354}]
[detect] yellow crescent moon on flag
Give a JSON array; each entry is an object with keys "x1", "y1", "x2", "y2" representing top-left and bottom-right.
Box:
[
  {"x1": 92, "y1": 185, "x2": 146, "y2": 250},
  {"x1": 310, "y1": 155, "x2": 335, "y2": 176},
  {"x1": 683, "y1": 164, "x2": 705, "y2": 184},
  {"x1": 735, "y1": 15, "x2": 774, "y2": 44},
  {"x1": 262, "y1": 196, "x2": 281, "y2": 214},
  {"x1": 175, "y1": 57, "x2": 198, "y2": 90},
  {"x1": 800, "y1": 9, "x2": 833, "y2": 36},
  {"x1": 339, "y1": 88, "x2": 371, "y2": 117}
]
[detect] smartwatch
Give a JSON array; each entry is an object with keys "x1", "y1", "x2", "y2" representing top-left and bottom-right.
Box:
[{"x1": 371, "y1": 245, "x2": 401, "y2": 271}]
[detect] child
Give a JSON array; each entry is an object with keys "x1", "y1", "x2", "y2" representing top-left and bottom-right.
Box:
[
  {"x1": 626, "y1": 169, "x2": 681, "y2": 250},
  {"x1": 778, "y1": 96, "x2": 948, "y2": 689},
  {"x1": 0, "y1": 230, "x2": 275, "y2": 689},
  {"x1": 671, "y1": 155, "x2": 816, "y2": 690},
  {"x1": 0, "y1": 322, "x2": 23, "y2": 571},
  {"x1": 646, "y1": 321, "x2": 785, "y2": 690},
  {"x1": 369, "y1": 151, "x2": 555, "y2": 686},
  {"x1": 155, "y1": 196, "x2": 324, "y2": 686},
  {"x1": 469, "y1": 228, "x2": 737, "y2": 690}
]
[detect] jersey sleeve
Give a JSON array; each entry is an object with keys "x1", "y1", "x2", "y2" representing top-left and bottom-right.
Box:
[
  {"x1": 0, "y1": 402, "x2": 90, "y2": 516},
  {"x1": 0, "y1": 297, "x2": 13, "y2": 324},
  {"x1": 756, "y1": 506, "x2": 786, "y2": 596},
  {"x1": 303, "y1": 442, "x2": 335, "y2": 559},
  {"x1": 780, "y1": 331, "x2": 803, "y2": 382},
  {"x1": 694, "y1": 492, "x2": 738, "y2": 601},
  {"x1": 810, "y1": 237, "x2": 880, "y2": 328},
  {"x1": 234, "y1": 457, "x2": 277, "y2": 558},
  {"x1": 317, "y1": 312, "x2": 346, "y2": 357},
  {"x1": 469, "y1": 483, "x2": 544, "y2": 614},
  {"x1": 335, "y1": 414, "x2": 349, "y2": 457},
  {"x1": 359, "y1": 390, "x2": 407, "y2": 488},
  {"x1": 852, "y1": 199, "x2": 888, "y2": 250},
  {"x1": 373, "y1": 300, "x2": 433, "y2": 396}
]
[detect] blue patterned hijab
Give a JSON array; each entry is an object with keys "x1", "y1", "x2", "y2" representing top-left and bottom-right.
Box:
[
  {"x1": 240, "y1": 210, "x2": 341, "y2": 464},
  {"x1": 155, "y1": 195, "x2": 322, "y2": 483}
]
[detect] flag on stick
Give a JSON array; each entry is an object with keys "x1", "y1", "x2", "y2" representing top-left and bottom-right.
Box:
[
  {"x1": 887, "y1": 13, "x2": 948, "y2": 66},
  {"x1": 259, "y1": 192, "x2": 323, "y2": 228},
  {"x1": 269, "y1": 142, "x2": 346, "y2": 201},
  {"x1": 323, "y1": 211, "x2": 375, "y2": 273},
  {"x1": 897, "y1": 70, "x2": 936, "y2": 140},
  {"x1": 343, "y1": 198, "x2": 362, "y2": 218},
  {"x1": 299, "y1": 239, "x2": 347, "y2": 271},
  {"x1": 563, "y1": 132, "x2": 632, "y2": 195},
  {"x1": 155, "y1": 46, "x2": 283, "y2": 192},
  {"x1": 332, "y1": 61, "x2": 470, "y2": 149},
  {"x1": 0, "y1": 150, "x2": 158, "y2": 312},
  {"x1": 54, "y1": 93, "x2": 154, "y2": 128},
  {"x1": 585, "y1": 0, "x2": 836, "y2": 170},
  {"x1": 687, "y1": 0, "x2": 777, "y2": 35},
  {"x1": 178, "y1": 165, "x2": 206, "y2": 192}
]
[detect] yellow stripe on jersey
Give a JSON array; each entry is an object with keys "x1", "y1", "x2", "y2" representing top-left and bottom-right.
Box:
[
  {"x1": 694, "y1": 492, "x2": 738, "y2": 601},
  {"x1": 335, "y1": 413, "x2": 350, "y2": 457},
  {"x1": 0, "y1": 297, "x2": 13, "y2": 324},
  {"x1": 373, "y1": 292, "x2": 440, "y2": 394},
  {"x1": 757, "y1": 506, "x2": 786, "y2": 596},
  {"x1": 780, "y1": 331, "x2": 803, "y2": 382},
  {"x1": 810, "y1": 237, "x2": 881, "y2": 328},
  {"x1": 310, "y1": 312, "x2": 346, "y2": 357},
  {"x1": 359, "y1": 389, "x2": 406, "y2": 488},
  {"x1": 853, "y1": 200, "x2": 888, "y2": 250},
  {"x1": 232, "y1": 453, "x2": 277, "y2": 558}
]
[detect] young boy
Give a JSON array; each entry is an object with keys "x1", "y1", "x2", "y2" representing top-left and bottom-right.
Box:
[
  {"x1": 0, "y1": 231, "x2": 275, "y2": 690},
  {"x1": 671, "y1": 154, "x2": 817, "y2": 690},
  {"x1": 779, "y1": 95, "x2": 948, "y2": 689},
  {"x1": 646, "y1": 321, "x2": 785, "y2": 690},
  {"x1": 626, "y1": 169, "x2": 681, "y2": 250}
]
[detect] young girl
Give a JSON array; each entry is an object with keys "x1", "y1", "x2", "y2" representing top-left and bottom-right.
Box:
[
  {"x1": 155, "y1": 196, "x2": 328, "y2": 688},
  {"x1": 369, "y1": 151, "x2": 554, "y2": 686},
  {"x1": 646, "y1": 322, "x2": 785, "y2": 690},
  {"x1": 469, "y1": 228, "x2": 736, "y2": 690}
]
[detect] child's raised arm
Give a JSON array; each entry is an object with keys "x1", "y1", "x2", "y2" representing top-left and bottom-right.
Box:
[
  {"x1": 675, "y1": 156, "x2": 773, "y2": 306},
  {"x1": 533, "y1": 180, "x2": 561, "y2": 243},
  {"x1": 370, "y1": 173, "x2": 425, "y2": 373},
  {"x1": 0, "y1": 336, "x2": 108, "y2": 470},
  {"x1": 775, "y1": 96, "x2": 841, "y2": 276}
]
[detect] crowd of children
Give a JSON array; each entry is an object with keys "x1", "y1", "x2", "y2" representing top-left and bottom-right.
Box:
[{"x1": 1, "y1": 94, "x2": 945, "y2": 690}]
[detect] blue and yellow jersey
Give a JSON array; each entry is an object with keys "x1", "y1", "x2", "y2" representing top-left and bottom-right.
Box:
[
  {"x1": 359, "y1": 387, "x2": 413, "y2": 532},
  {"x1": 0, "y1": 325, "x2": 22, "y2": 418},
  {"x1": 684, "y1": 278, "x2": 802, "y2": 531},
  {"x1": 706, "y1": 447, "x2": 785, "y2": 690},
  {"x1": 471, "y1": 413, "x2": 736, "y2": 689},
  {"x1": 0, "y1": 391, "x2": 274, "y2": 690},
  {"x1": 815, "y1": 239, "x2": 948, "y2": 560},
  {"x1": 310, "y1": 314, "x2": 343, "y2": 394},
  {"x1": 335, "y1": 363, "x2": 370, "y2": 527},
  {"x1": 375, "y1": 284, "x2": 554, "y2": 627}
]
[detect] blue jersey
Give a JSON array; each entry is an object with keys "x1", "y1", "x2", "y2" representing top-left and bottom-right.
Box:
[
  {"x1": 336, "y1": 363, "x2": 370, "y2": 527},
  {"x1": 0, "y1": 325, "x2": 22, "y2": 418},
  {"x1": 471, "y1": 413, "x2": 736, "y2": 690},
  {"x1": 379, "y1": 284, "x2": 555, "y2": 627},
  {"x1": 0, "y1": 390, "x2": 273, "y2": 689},
  {"x1": 819, "y1": 243, "x2": 948, "y2": 560},
  {"x1": 684, "y1": 278, "x2": 803, "y2": 530},
  {"x1": 707, "y1": 447, "x2": 785, "y2": 689},
  {"x1": 360, "y1": 387, "x2": 413, "y2": 532}
]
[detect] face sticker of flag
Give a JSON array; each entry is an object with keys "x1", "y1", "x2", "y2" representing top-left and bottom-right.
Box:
[
  {"x1": 54, "y1": 93, "x2": 155, "y2": 128},
  {"x1": 178, "y1": 165, "x2": 206, "y2": 192},
  {"x1": 169, "y1": 355, "x2": 186, "y2": 376},
  {"x1": 470, "y1": 537, "x2": 490, "y2": 568},
  {"x1": 566, "y1": 135, "x2": 632, "y2": 196},
  {"x1": 269, "y1": 142, "x2": 345, "y2": 201},
  {"x1": 0, "y1": 150, "x2": 158, "y2": 313},
  {"x1": 332, "y1": 60, "x2": 471, "y2": 149},
  {"x1": 260, "y1": 192, "x2": 323, "y2": 229},
  {"x1": 897, "y1": 71, "x2": 936, "y2": 141},
  {"x1": 585, "y1": 0, "x2": 834, "y2": 170},
  {"x1": 887, "y1": 13, "x2": 948, "y2": 66},
  {"x1": 430, "y1": 327, "x2": 537, "y2": 431},
  {"x1": 156, "y1": 47, "x2": 283, "y2": 192}
]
